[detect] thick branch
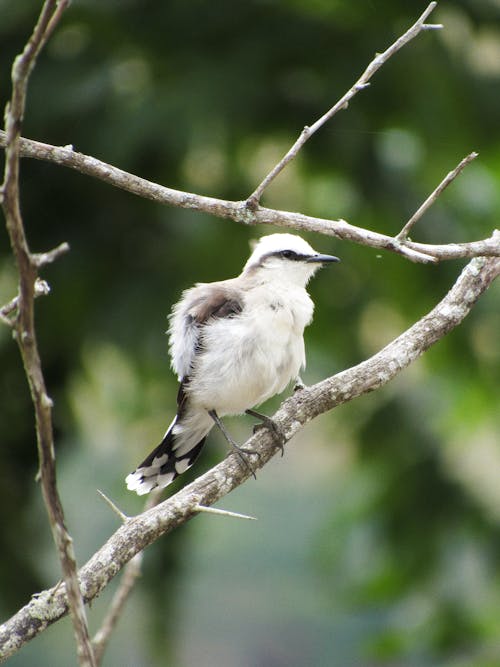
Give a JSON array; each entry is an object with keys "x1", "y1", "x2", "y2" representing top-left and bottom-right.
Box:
[
  {"x1": 246, "y1": 2, "x2": 441, "y2": 207},
  {"x1": 1, "y1": 254, "x2": 498, "y2": 662},
  {"x1": 1, "y1": 131, "x2": 499, "y2": 264},
  {"x1": 0, "y1": 2, "x2": 95, "y2": 666}
]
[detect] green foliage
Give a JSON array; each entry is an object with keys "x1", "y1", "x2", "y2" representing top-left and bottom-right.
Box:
[{"x1": 1, "y1": 1, "x2": 499, "y2": 665}]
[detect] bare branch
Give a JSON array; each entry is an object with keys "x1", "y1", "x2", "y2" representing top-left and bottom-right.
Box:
[
  {"x1": 1, "y1": 253, "x2": 498, "y2": 662},
  {"x1": 91, "y1": 489, "x2": 162, "y2": 665},
  {"x1": 246, "y1": 2, "x2": 441, "y2": 208},
  {"x1": 403, "y1": 229, "x2": 500, "y2": 260},
  {"x1": 1, "y1": 131, "x2": 498, "y2": 263},
  {"x1": 0, "y1": 5, "x2": 496, "y2": 662},
  {"x1": 32, "y1": 241, "x2": 70, "y2": 268},
  {"x1": 91, "y1": 555, "x2": 144, "y2": 666},
  {"x1": 0, "y1": 278, "x2": 51, "y2": 327},
  {"x1": 397, "y1": 152, "x2": 479, "y2": 240},
  {"x1": 97, "y1": 490, "x2": 129, "y2": 523},
  {"x1": 0, "y1": 296, "x2": 18, "y2": 326},
  {"x1": 0, "y1": 1, "x2": 95, "y2": 666}
]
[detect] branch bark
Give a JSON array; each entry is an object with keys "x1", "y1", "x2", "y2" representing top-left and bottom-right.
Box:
[
  {"x1": 90, "y1": 489, "x2": 162, "y2": 665},
  {"x1": 0, "y1": 131, "x2": 498, "y2": 264},
  {"x1": 396, "y1": 152, "x2": 479, "y2": 240},
  {"x1": 1, "y1": 253, "x2": 498, "y2": 662},
  {"x1": 1, "y1": 3, "x2": 499, "y2": 664},
  {"x1": 0, "y1": 2, "x2": 95, "y2": 666}
]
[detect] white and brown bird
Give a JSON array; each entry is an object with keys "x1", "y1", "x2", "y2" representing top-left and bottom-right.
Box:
[{"x1": 126, "y1": 233, "x2": 339, "y2": 495}]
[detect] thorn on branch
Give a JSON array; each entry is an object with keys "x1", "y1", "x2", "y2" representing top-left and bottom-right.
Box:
[
  {"x1": 194, "y1": 504, "x2": 258, "y2": 521},
  {"x1": 97, "y1": 490, "x2": 129, "y2": 523}
]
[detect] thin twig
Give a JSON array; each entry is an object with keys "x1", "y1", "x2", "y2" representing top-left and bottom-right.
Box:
[
  {"x1": 0, "y1": 2, "x2": 95, "y2": 667},
  {"x1": 397, "y1": 152, "x2": 479, "y2": 240},
  {"x1": 0, "y1": 278, "x2": 51, "y2": 327},
  {"x1": 404, "y1": 229, "x2": 500, "y2": 260},
  {"x1": 91, "y1": 554, "x2": 144, "y2": 665},
  {"x1": 246, "y1": 2, "x2": 442, "y2": 208},
  {"x1": 1, "y1": 131, "x2": 499, "y2": 263},
  {"x1": 97, "y1": 490, "x2": 129, "y2": 523},
  {"x1": 1, "y1": 253, "x2": 498, "y2": 661},
  {"x1": 0, "y1": 4, "x2": 496, "y2": 665},
  {"x1": 91, "y1": 489, "x2": 162, "y2": 665},
  {"x1": 33, "y1": 240, "x2": 70, "y2": 267}
]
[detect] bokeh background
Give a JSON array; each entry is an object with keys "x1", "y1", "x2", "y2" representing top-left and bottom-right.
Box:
[{"x1": 1, "y1": 1, "x2": 500, "y2": 665}]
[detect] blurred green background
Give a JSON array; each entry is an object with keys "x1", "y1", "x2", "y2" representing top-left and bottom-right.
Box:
[{"x1": 1, "y1": 1, "x2": 500, "y2": 665}]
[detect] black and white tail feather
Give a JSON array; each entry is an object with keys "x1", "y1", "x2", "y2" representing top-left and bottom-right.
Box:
[
  {"x1": 126, "y1": 233, "x2": 339, "y2": 495},
  {"x1": 125, "y1": 384, "x2": 214, "y2": 495},
  {"x1": 125, "y1": 415, "x2": 208, "y2": 495}
]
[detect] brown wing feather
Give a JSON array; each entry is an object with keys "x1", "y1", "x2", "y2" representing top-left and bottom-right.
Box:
[
  {"x1": 190, "y1": 286, "x2": 243, "y2": 324},
  {"x1": 179, "y1": 286, "x2": 244, "y2": 393}
]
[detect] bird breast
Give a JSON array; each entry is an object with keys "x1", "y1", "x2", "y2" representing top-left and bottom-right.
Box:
[{"x1": 187, "y1": 284, "x2": 314, "y2": 415}]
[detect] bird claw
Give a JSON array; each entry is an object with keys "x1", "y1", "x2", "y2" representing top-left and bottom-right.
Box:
[
  {"x1": 229, "y1": 444, "x2": 260, "y2": 479},
  {"x1": 246, "y1": 409, "x2": 286, "y2": 457}
]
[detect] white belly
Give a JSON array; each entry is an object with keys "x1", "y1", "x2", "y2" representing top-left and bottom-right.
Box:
[{"x1": 187, "y1": 296, "x2": 309, "y2": 415}]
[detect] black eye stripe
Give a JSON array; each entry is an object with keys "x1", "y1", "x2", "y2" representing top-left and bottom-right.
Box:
[
  {"x1": 276, "y1": 250, "x2": 307, "y2": 261},
  {"x1": 247, "y1": 249, "x2": 310, "y2": 271}
]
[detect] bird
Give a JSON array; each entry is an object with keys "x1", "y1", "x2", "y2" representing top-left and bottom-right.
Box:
[{"x1": 126, "y1": 233, "x2": 339, "y2": 495}]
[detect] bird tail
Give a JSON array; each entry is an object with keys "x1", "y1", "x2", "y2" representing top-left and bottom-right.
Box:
[{"x1": 126, "y1": 410, "x2": 212, "y2": 496}]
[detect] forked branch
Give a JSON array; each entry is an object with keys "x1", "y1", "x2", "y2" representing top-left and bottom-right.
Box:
[
  {"x1": 1, "y1": 3, "x2": 499, "y2": 664},
  {"x1": 246, "y1": 2, "x2": 442, "y2": 208},
  {"x1": 0, "y1": 131, "x2": 498, "y2": 264},
  {"x1": 0, "y1": 253, "x2": 498, "y2": 662}
]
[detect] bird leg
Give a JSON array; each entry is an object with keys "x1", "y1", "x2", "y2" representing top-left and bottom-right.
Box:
[
  {"x1": 208, "y1": 410, "x2": 260, "y2": 479},
  {"x1": 245, "y1": 408, "x2": 286, "y2": 457}
]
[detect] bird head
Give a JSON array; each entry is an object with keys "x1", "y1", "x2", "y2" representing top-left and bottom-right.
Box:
[{"x1": 243, "y1": 233, "x2": 340, "y2": 286}]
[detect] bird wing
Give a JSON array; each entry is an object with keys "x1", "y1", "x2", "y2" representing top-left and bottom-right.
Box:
[{"x1": 168, "y1": 282, "x2": 244, "y2": 381}]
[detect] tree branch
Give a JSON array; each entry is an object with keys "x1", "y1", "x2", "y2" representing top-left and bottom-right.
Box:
[
  {"x1": 396, "y1": 152, "x2": 479, "y2": 241},
  {"x1": 1, "y1": 131, "x2": 498, "y2": 264},
  {"x1": 91, "y1": 489, "x2": 162, "y2": 665},
  {"x1": 91, "y1": 555, "x2": 144, "y2": 666},
  {"x1": 1, "y1": 4, "x2": 499, "y2": 664},
  {"x1": 0, "y1": 1, "x2": 95, "y2": 666},
  {"x1": 0, "y1": 278, "x2": 51, "y2": 327},
  {"x1": 1, "y1": 253, "x2": 498, "y2": 662},
  {"x1": 246, "y1": 2, "x2": 442, "y2": 208}
]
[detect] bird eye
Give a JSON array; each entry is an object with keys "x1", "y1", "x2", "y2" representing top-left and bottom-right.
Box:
[{"x1": 281, "y1": 250, "x2": 296, "y2": 260}]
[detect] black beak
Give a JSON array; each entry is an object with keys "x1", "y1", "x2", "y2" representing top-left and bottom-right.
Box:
[{"x1": 306, "y1": 253, "x2": 340, "y2": 264}]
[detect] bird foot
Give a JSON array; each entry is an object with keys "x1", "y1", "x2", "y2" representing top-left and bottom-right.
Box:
[
  {"x1": 208, "y1": 409, "x2": 261, "y2": 479},
  {"x1": 246, "y1": 409, "x2": 286, "y2": 457},
  {"x1": 228, "y1": 442, "x2": 261, "y2": 480}
]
